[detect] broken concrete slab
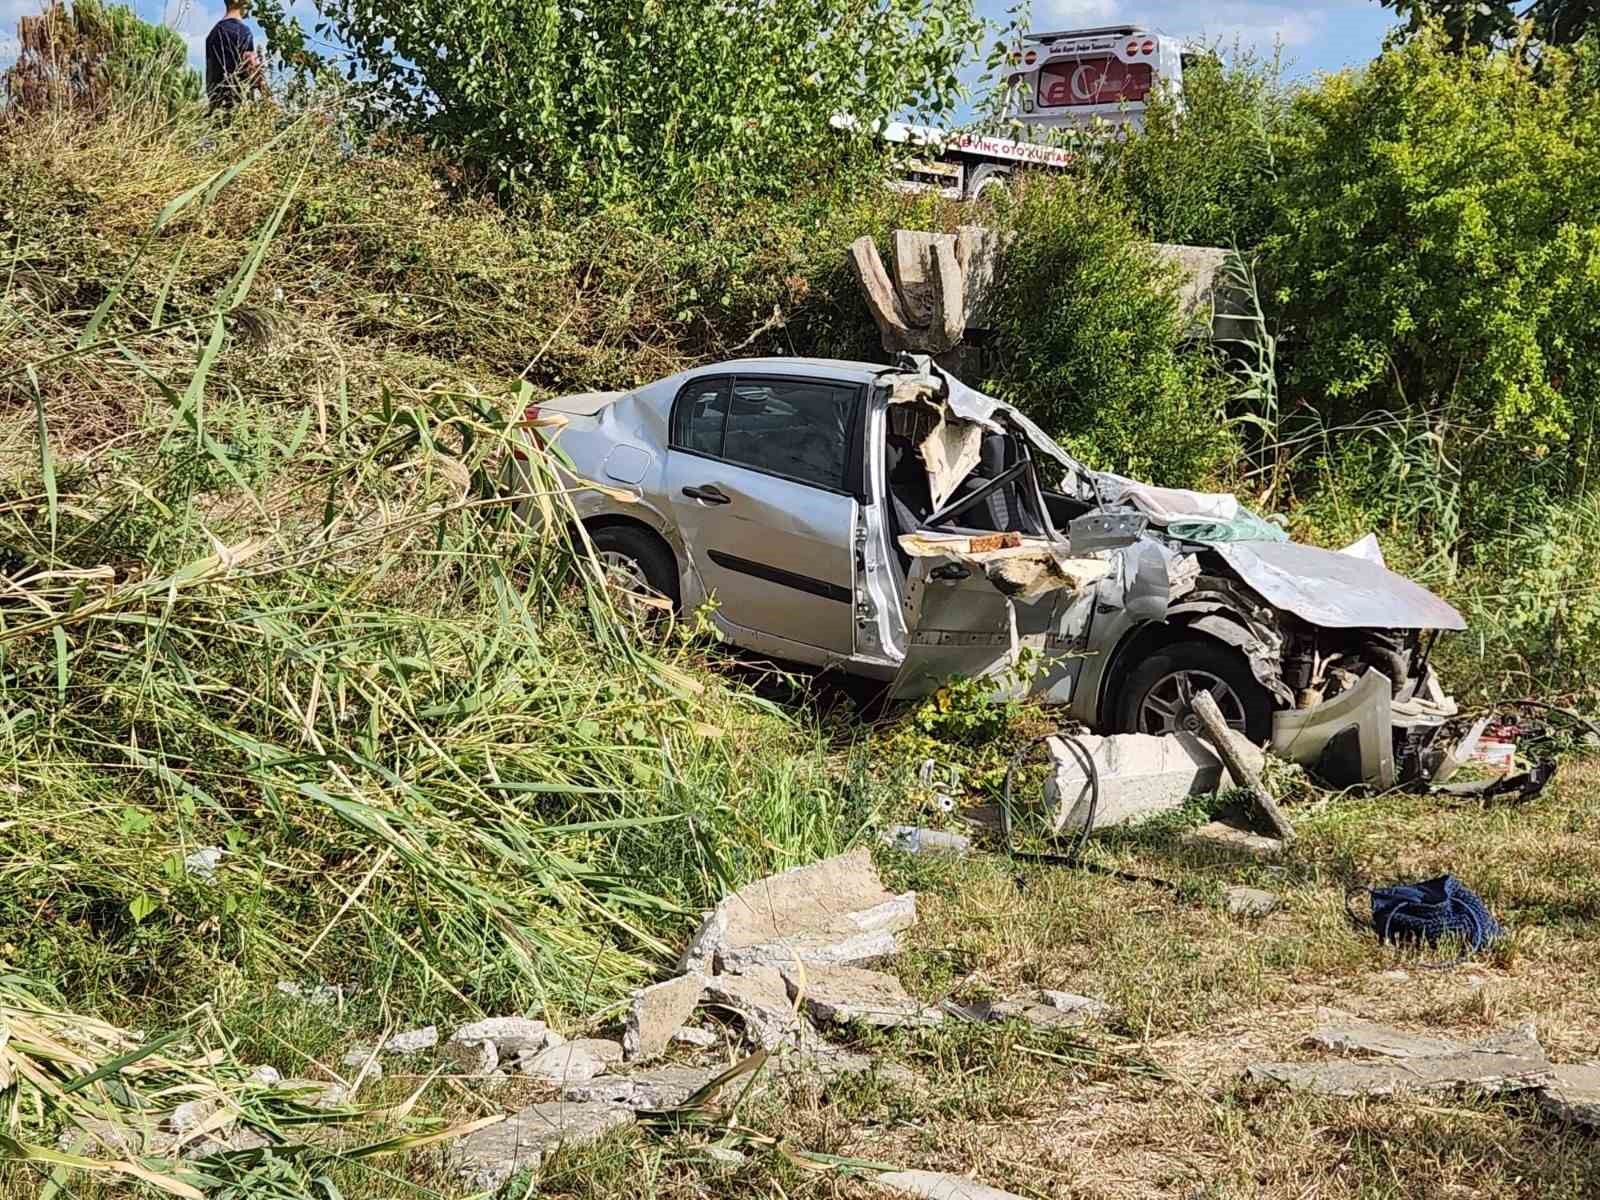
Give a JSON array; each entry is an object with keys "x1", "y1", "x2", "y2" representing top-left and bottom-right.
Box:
[
  {"x1": 1249, "y1": 1024, "x2": 1555, "y2": 1097},
  {"x1": 568, "y1": 1037, "x2": 624, "y2": 1066},
  {"x1": 1537, "y1": 1063, "x2": 1600, "y2": 1128},
  {"x1": 451, "y1": 1101, "x2": 634, "y2": 1192},
  {"x1": 874, "y1": 1169, "x2": 1029, "y2": 1200},
  {"x1": 449, "y1": 1016, "x2": 551, "y2": 1060},
  {"x1": 1223, "y1": 886, "x2": 1281, "y2": 918},
  {"x1": 382, "y1": 1025, "x2": 437, "y2": 1054},
  {"x1": 623, "y1": 973, "x2": 706, "y2": 1062},
  {"x1": 671, "y1": 1026, "x2": 718, "y2": 1048},
  {"x1": 517, "y1": 1043, "x2": 610, "y2": 1085},
  {"x1": 703, "y1": 965, "x2": 805, "y2": 1049},
  {"x1": 780, "y1": 964, "x2": 943, "y2": 1029},
  {"x1": 679, "y1": 847, "x2": 916, "y2": 976},
  {"x1": 881, "y1": 825, "x2": 972, "y2": 856},
  {"x1": 1181, "y1": 820, "x2": 1283, "y2": 861},
  {"x1": 563, "y1": 1064, "x2": 718, "y2": 1109},
  {"x1": 1045, "y1": 731, "x2": 1267, "y2": 834},
  {"x1": 1307, "y1": 1012, "x2": 1466, "y2": 1059}
]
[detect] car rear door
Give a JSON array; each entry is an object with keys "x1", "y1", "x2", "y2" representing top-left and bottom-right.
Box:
[{"x1": 664, "y1": 373, "x2": 864, "y2": 656}]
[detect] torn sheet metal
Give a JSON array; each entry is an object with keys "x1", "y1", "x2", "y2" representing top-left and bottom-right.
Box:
[
  {"x1": 1096, "y1": 474, "x2": 1239, "y2": 523},
  {"x1": 1215, "y1": 541, "x2": 1467, "y2": 632},
  {"x1": 918, "y1": 414, "x2": 983, "y2": 512},
  {"x1": 898, "y1": 532, "x2": 1110, "y2": 601},
  {"x1": 1271, "y1": 668, "x2": 1396, "y2": 788},
  {"x1": 1339, "y1": 532, "x2": 1386, "y2": 567}
]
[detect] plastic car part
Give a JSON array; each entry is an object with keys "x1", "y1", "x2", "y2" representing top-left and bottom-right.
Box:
[{"x1": 1271, "y1": 668, "x2": 1395, "y2": 789}]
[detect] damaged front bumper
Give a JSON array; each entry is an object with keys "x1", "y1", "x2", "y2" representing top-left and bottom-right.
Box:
[{"x1": 1270, "y1": 667, "x2": 1458, "y2": 789}]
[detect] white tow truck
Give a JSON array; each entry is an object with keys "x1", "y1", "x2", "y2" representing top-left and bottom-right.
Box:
[{"x1": 858, "y1": 24, "x2": 1197, "y2": 201}]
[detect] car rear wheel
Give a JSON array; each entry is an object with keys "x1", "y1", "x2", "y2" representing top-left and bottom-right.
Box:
[
  {"x1": 586, "y1": 525, "x2": 679, "y2": 621},
  {"x1": 1114, "y1": 638, "x2": 1273, "y2": 744}
]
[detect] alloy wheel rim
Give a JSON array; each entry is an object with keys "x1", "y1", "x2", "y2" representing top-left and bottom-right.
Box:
[{"x1": 1137, "y1": 669, "x2": 1248, "y2": 735}]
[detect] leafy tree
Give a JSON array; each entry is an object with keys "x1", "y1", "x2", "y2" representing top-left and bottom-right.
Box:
[
  {"x1": 3, "y1": 0, "x2": 199, "y2": 114},
  {"x1": 1380, "y1": 0, "x2": 1598, "y2": 49},
  {"x1": 256, "y1": 0, "x2": 991, "y2": 211},
  {"x1": 1266, "y1": 31, "x2": 1600, "y2": 513}
]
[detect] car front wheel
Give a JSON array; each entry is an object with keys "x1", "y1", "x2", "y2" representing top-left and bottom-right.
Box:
[{"x1": 1114, "y1": 638, "x2": 1273, "y2": 744}]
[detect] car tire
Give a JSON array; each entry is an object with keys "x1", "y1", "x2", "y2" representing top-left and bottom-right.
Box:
[
  {"x1": 586, "y1": 524, "x2": 680, "y2": 616},
  {"x1": 1113, "y1": 638, "x2": 1274, "y2": 743}
]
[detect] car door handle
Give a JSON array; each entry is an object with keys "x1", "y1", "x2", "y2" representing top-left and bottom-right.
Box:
[{"x1": 682, "y1": 484, "x2": 732, "y2": 505}]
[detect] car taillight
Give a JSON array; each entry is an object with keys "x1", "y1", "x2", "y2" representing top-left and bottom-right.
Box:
[
  {"x1": 1126, "y1": 40, "x2": 1139, "y2": 54},
  {"x1": 512, "y1": 405, "x2": 542, "y2": 461},
  {"x1": 1142, "y1": 39, "x2": 1155, "y2": 54}
]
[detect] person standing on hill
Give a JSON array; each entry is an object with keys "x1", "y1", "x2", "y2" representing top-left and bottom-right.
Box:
[{"x1": 205, "y1": 1, "x2": 267, "y2": 111}]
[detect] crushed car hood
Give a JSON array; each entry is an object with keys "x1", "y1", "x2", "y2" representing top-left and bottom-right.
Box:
[{"x1": 1213, "y1": 541, "x2": 1466, "y2": 631}]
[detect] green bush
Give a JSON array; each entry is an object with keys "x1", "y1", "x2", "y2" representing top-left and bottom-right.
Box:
[
  {"x1": 260, "y1": 0, "x2": 988, "y2": 212},
  {"x1": 1099, "y1": 44, "x2": 1287, "y2": 249},
  {"x1": 981, "y1": 175, "x2": 1237, "y2": 487},
  {"x1": 1265, "y1": 32, "x2": 1600, "y2": 538}
]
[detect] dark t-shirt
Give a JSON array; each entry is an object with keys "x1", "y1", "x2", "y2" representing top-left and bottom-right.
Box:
[{"x1": 205, "y1": 17, "x2": 254, "y2": 106}]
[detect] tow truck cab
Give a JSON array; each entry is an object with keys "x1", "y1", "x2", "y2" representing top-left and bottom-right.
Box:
[{"x1": 1001, "y1": 25, "x2": 1191, "y2": 135}]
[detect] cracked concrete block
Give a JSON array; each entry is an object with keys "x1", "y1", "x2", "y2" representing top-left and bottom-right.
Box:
[
  {"x1": 382, "y1": 1025, "x2": 438, "y2": 1054},
  {"x1": 449, "y1": 1016, "x2": 550, "y2": 1060},
  {"x1": 875, "y1": 1169, "x2": 1029, "y2": 1199},
  {"x1": 1249, "y1": 1024, "x2": 1554, "y2": 1096},
  {"x1": 671, "y1": 1025, "x2": 718, "y2": 1048},
  {"x1": 451, "y1": 1101, "x2": 633, "y2": 1192},
  {"x1": 1223, "y1": 886, "x2": 1281, "y2": 918},
  {"x1": 1538, "y1": 1063, "x2": 1600, "y2": 1128},
  {"x1": 718, "y1": 926, "x2": 905, "y2": 974},
  {"x1": 623, "y1": 973, "x2": 706, "y2": 1061},
  {"x1": 1039, "y1": 991, "x2": 1110, "y2": 1020},
  {"x1": 1046, "y1": 732, "x2": 1264, "y2": 833},
  {"x1": 568, "y1": 1037, "x2": 624, "y2": 1065},
  {"x1": 563, "y1": 1064, "x2": 718, "y2": 1109},
  {"x1": 1181, "y1": 820, "x2": 1283, "y2": 861},
  {"x1": 517, "y1": 1043, "x2": 609, "y2": 1085},
  {"x1": 781, "y1": 964, "x2": 942, "y2": 1029},
  {"x1": 703, "y1": 965, "x2": 805, "y2": 1049},
  {"x1": 678, "y1": 847, "x2": 916, "y2": 976},
  {"x1": 1307, "y1": 1012, "x2": 1465, "y2": 1059}
]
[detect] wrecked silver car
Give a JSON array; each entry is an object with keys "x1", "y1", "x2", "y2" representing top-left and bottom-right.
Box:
[{"x1": 518, "y1": 356, "x2": 1465, "y2": 787}]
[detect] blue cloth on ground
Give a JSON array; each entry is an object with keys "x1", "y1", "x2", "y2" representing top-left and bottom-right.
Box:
[{"x1": 1366, "y1": 874, "x2": 1503, "y2": 953}]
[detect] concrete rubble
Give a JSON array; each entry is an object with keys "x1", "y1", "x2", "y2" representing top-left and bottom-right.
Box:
[
  {"x1": 671, "y1": 1025, "x2": 718, "y2": 1048},
  {"x1": 1045, "y1": 731, "x2": 1268, "y2": 833},
  {"x1": 702, "y1": 965, "x2": 806, "y2": 1049},
  {"x1": 563, "y1": 1064, "x2": 718, "y2": 1109},
  {"x1": 781, "y1": 964, "x2": 944, "y2": 1029},
  {"x1": 956, "y1": 989, "x2": 1109, "y2": 1030},
  {"x1": 624, "y1": 972, "x2": 706, "y2": 1061},
  {"x1": 1222, "y1": 886, "x2": 1281, "y2": 918},
  {"x1": 1306, "y1": 1011, "x2": 1464, "y2": 1058},
  {"x1": 1249, "y1": 1020, "x2": 1557, "y2": 1097},
  {"x1": 451, "y1": 1100, "x2": 634, "y2": 1192},
  {"x1": 874, "y1": 1169, "x2": 1030, "y2": 1200},
  {"x1": 679, "y1": 846, "x2": 917, "y2": 975},
  {"x1": 1537, "y1": 1063, "x2": 1600, "y2": 1128},
  {"x1": 518, "y1": 1042, "x2": 610, "y2": 1085},
  {"x1": 382, "y1": 1025, "x2": 437, "y2": 1054}
]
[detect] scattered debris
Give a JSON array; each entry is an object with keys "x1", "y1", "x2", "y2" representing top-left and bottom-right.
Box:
[
  {"x1": 780, "y1": 964, "x2": 943, "y2": 1029},
  {"x1": 1538, "y1": 1063, "x2": 1600, "y2": 1128},
  {"x1": 679, "y1": 847, "x2": 917, "y2": 975},
  {"x1": 1222, "y1": 886, "x2": 1281, "y2": 918},
  {"x1": 182, "y1": 846, "x2": 224, "y2": 881},
  {"x1": 953, "y1": 989, "x2": 1109, "y2": 1030},
  {"x1": 772, "y1": 1040, "x2": 919, "y2": 1089},
  {"x1": 1039, "y1": 991, "x2": 1110, "y2": 1020},
  {"x1": 563, "y1": 1064, "x2": 719, "y2": 1109},
  {"x1": 874, "y1": 1168, "x2": 1029, "y2": 1200},
  {"x1": 1181, "y1": 819, "x2": 1283, "y2": 861},
  {"x1": 340, "y1": 1046, "x2": 382, "y2": 1079},
  {"x1": 448, "y1": 1016, "x2": 553, "y2": 1063},
  {"x1": 624, "y1": 973, "x2": 706, "y2": 1061},
  {"x1": 917, "y1": 759, "x2": 963, "y2": 813},
  {"x1": 1307, "y1": 1010, "x2": 1464, "y2": 1059},
  {"x1": 451, "y1": 1101, "x2": 635, "y2": 1191},
  {"x1": 671, "y1": 1025, "x2": 719, "y2": 1048},
  {"x1": 383, "y1": 1025, "x2": 438, "y2": 1054},
  {"x1": 702, "y1": 966, "x2": 806, "y2": 1049},
  {"x1": 882, "y1": 824, "x2": 972, "y2": 855},
  {"x1": 1249, "y1": 1022, "x2": 1555, "y2": 1096},
  {"x1": 1044, "y1": 729, "x2": 1267, "y2": 833},
  {"x1": 517, "y1": 1042, "x2": 610, "y2": 1084},
  {"x1": 568, "y1": 1037, "x2": 625, "y2": 1065}
]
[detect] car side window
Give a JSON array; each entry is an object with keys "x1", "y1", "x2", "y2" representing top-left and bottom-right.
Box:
[
  {"x1": 671, "y1": 375, "x2": 861, "y2": 492},
  {"x1": 671, "y1": 378, "x2": 730, "y2": 456},
  {"x1": 721, "y1": 379, "x2": 858, "y2": 490}
]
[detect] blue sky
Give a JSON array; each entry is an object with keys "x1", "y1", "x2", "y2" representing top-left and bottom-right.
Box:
[{"x1": 2, "y1": 0, "x2": 1400, "y2": 91}]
